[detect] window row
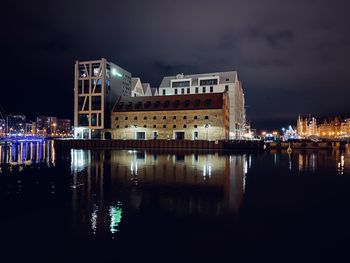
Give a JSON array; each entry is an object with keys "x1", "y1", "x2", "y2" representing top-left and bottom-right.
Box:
[
  {"x1": 161, "y1": 85, "x2": 229, "y2": 95},
  {"x1": 116, "y1": 124, "x2": 206, "y2": 129},
  {"x1": 116, "y1": 115, "x2": 209, "y2": 120}
]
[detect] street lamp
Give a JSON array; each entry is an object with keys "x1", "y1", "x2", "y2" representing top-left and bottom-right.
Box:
[
  {"x1": 204, "y1": 123, "x2": 210, "y2": 141},
  {"x1": 131, "y1": 125, "x2": 138, "y2": 139}
]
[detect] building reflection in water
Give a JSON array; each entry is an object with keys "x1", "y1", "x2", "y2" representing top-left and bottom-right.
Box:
[
  {"x1": 0, "y1": 140, "x2": 55, "y2": 170},
  {"x1": 269, "y1": 148, "x2": 350, "y2": 175},
  {"x1": 70, "y1": 149, "x2": 249, "y2": 237}
]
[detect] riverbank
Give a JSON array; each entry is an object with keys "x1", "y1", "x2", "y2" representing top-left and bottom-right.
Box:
[{"x1": 54, "y1": 139, "x2": 264, "y2": 151}]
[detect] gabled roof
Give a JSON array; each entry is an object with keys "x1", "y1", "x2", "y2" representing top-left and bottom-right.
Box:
[
  {"x1": 151, "y1": 88, "x2": 158, "y2": 96},
  {"x1": 113, "y1": 93, "x2": 226, "y2": 112},
  {"x1": 159, "y1": 71, "x2": 238, "y2": 89}
]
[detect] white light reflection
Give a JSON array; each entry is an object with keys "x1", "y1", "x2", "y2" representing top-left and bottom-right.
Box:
[
  {"x1": 91, "y1": 204, "x2": 98, "y2": 235},
  {"x1": 71, "y1": 149, "x2": 91, "y2": 172},
  {"x1": 338, "y1": 155, "x2": 345, "y2": 175}
]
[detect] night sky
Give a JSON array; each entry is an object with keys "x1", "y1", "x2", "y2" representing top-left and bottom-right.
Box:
[{"x1": 2, "y1": 0, "x2": 350, "y2": 130}]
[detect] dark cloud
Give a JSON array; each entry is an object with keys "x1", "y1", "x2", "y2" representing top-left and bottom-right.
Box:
[{"x1": 1, "y1": 0, "x2": 350, "y2": 130}]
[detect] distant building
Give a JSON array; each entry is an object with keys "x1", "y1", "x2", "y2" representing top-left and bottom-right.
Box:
[
  {"x1": 0, "y1": 119, "x2": 5, "y2": 136},
  {"x1": 36, "y1": 116, "x2": 57, "y2": 135},
  {"x1": 297, "y1": 115, "x2": 350, "y2": 138},
  {"x1": 7, "y1": 114, "x2": 26, "y2": 135},
  {"x1": 57, "y1": 119, "x2": 71, "y2": 134},
  {"x1": 74, "y1": 58, "x2": 132, "y2": 139},
  {"x1": 110, "y1": 93, "x2": 230, "y2": 140},
  {"x1": 158, "y1": 72, "x2": 245, "y2": 139},
  {"x1": 297, "y1": 115, "x2": 317, "y2": 137}
]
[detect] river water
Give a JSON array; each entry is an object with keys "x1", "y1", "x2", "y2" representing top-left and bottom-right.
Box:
[{"x1": 0, "y1": 141, "x2": 350, "y2": 262}]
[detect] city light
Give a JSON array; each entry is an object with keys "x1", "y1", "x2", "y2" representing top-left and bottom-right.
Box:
[{"x1": 111, "y1": 68, "x2": 123, "y2": 78}]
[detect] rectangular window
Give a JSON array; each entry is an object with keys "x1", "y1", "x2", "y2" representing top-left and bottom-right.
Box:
[
  {"x1": 202, "y1": 87, "x2": 206, "y2": 93},
  {"x1": 136, "y1": 132, "x2": 146, "y2": 140},
  {"x1": 181, "y1": 88, "x2": 184, "y2": 94},
  {"x1": 78, "y1": 114, "x2": 89, "y2": 126},
  {"x1": 175, "y1": 132, "x2": 185, "y2": 140},
  {"x1": 187, "y1": 88, "x2": 190, "y2": 94},
  {"x1": 225, "y1": 85, "x2": 229, "y2": 91},
  {"x1": 210, "y1": 86, "x2": 213, "y2": 92},
  {"x1": 83, "y1": 80, "x2": 89, "y2": 94},
  {"x1": 163, "y1": 89, "x2": 166, "y2": 95},
  {"x1": 91, "y1": 113, "x2": 97, "y2": 126},
  {"x1": 174, "y1": 89, "x2": 178, "y2": 95},
  {"x1": 78, "y1": 80, "x2": 83, "y2": 94},
  {"x1": 195, "y1": 87, "x2": 199, "y2": 93},
  {"x1": 200, "y1": 79, "x2": 218, "y2": 86},
  {"x1": 172, "y1": 81, "x2": 190, "y2": 88},
  {"x1": 91, "y1": 96, "x2": 101, "y2": 110}
]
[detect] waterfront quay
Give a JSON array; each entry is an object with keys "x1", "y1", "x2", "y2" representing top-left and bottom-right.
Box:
[
  {"x1": 54, "y1": 138, "x2": 350, "y2": 151},
  {"x1": 266, "y1": 140, "x2": 349, "y2": 150},
  {"x1": 54, "y1": 139, "x2": 264, "y2": 151}
]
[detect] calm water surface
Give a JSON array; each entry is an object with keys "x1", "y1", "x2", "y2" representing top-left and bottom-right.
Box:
[{"x1": 0, "y1": 141, "x2": 350, "y2": 262}]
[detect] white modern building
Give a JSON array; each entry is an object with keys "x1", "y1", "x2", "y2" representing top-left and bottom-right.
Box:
[
  {"x1": 131, "y1": 77, "x2": 158, "y2": 97},
  {"x1": 74, "y1": 58, "x2": 132, "y2": 139},
  {"x1": 158, "y1": 72, "x2": 245, "y2": 139}
]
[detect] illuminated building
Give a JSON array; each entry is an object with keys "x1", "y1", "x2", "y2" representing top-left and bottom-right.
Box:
[
  {"x1": 0, "y1": 118, "x2": 5, "y2": 136},
  {"x1": 297, "y1": 115, "x2": 350, "y2": 138},
  {"x1": 7, "y1": 114, "x2": 26, "y2": 135},
  {"x1": 110, "y1": 93, "x2": 229, "y2": 140},
  {"x1": 158, "y1": 72, "x2": 245, "y2": 139},
  {"x1": 73, "y1": 59, "x2": 247, "y2": 140},
  {"x1": 318, "y1": 116, "x2": 350, "y2": 138},
  {"x1": 57, "y1": 119, "x2": 71, "y2": 134},
  {"x1": 297, "y1": 115, "x2": 317, "y2": 137},
  {"x1": 74, "y1": 58, "x2": 132, "y2": 139},
  {"x1": 36, "y1": 116, "x2": 57, "y2": 136}
]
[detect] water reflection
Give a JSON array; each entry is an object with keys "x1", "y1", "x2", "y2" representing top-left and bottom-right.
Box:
[
  {"x1": 70, "y1": 149, "x2": 249, "y2": 237},
  {"x1": 69, "y1": 148, "x2": 350, "y2": 238},
  {"x1": 267, "y1": 148, "x2": 350, "y2": 175},
  {"x1": 0, "y1": 140, "x2": 55, "y2": 172}
]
